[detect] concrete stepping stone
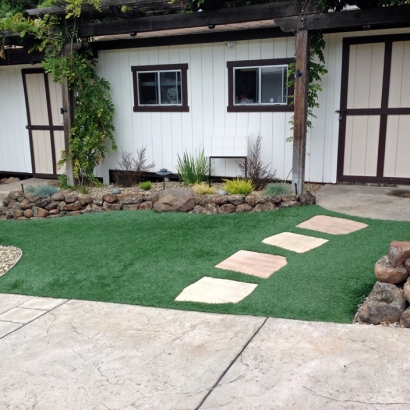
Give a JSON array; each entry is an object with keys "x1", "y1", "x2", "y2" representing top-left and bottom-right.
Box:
[
  {"x1": 0, "y1": 321, "x2": 23, "y2": 338},
  {"x1": 175, "y1": 276, "x2": 257, "y2": 304},
  {"x1": 215, "y1": 250, "x2": 287, "y2": 279},
  {"x1": 0, "y1": 307, "x2": 47, "y2": 324},
  {"x1": 262, "y1": 232, "x2": 328, "y2": 253},
  {"x1": 296, "y1": 215, "x2": 368, "y2": 235}
]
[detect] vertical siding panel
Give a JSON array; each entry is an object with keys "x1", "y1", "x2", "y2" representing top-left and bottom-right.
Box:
[
  {"x1": 179, "y1": 45, "x2": 193, "y2": 156},
  {"x1": 190, "y1": 44, "x2": 203, "y2": 154},
  {"x1": 248, "y1": 39, "x2": 261, "y2": 60},
  {"x1": 273, "y1": 37, "x2": 287, "y2": 59},
  {"x1": 260, "y1": 113, "x2": 275, "y2": 177},
  {"x1": 260, "y1": 38, "x2": 274, "y2": 59}
]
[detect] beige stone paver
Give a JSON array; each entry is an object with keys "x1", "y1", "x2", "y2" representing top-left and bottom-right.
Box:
[
  {"x1": 0, "y1": 321, "x2": 23, "y2": 338},
  {"x1": 0, "y1": 307, "x2": 47, "y2": 324},
  {"x1": 215, "y1": 250, "x2": 287, "y2": 279},
  {"x1": 262, "y1": 232, "x2": 328, "y2": 253},
  {"x1": 175, "y1": 276, "x2": 257, "y2": 304},
  {"x1": 19, "y1": 297, "x2": 67, "y2": 310},
  {"x1": 296, "y1": 215, "x2": 368, "y2": 235}
]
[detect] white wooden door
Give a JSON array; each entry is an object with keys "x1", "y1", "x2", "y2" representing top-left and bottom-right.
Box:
[
  {"x1": 338, "y1": 35, "x2": 410, "y2": 184},
  {"x1": 22, "y1": 69, "x2": 64, "y2": 177}
]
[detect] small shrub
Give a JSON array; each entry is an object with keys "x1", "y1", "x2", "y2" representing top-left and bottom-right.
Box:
[
  {"x1": 25, "y1": 185, "x2": 60, "y2": 197},
  {"x1": 223, "y1": 179, "x2": 254, "y2": 195},
  {"x1": 114, "y1": 147, "x2": 155, "y2": 187},
  {"x1": 263, "y1": 182, "x2": 291, "y2": 197},
  {"x1": 176, "y1": 149, "x2": 211, "y2": 185},
  {"x1": 74, "y1": 185, "x2": 89, "y2": 194},
  {"x1": 237, "y1": 135, "x2": 276, "y2": 190},
  {"x1": 139, "y1": 181, "x2": 152, "y2": 190},
  {"x1": 192, "y1": 182, "x2": 216, "y2": 195},
  {"x1": 58, "y1": 174, "x2": 71, "y2": 190}
]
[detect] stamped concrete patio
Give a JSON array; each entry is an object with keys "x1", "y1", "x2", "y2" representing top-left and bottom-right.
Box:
[{"x1": 1, "y1": 294, "x2": 410, "y2": 409}]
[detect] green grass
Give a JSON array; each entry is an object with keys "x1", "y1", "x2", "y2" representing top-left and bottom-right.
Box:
[{"x1": 0, "y1": 206, "x2": 408, "y2": 323}]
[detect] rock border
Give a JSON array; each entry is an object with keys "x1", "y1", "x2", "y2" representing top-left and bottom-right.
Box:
[{"x1": 0, "y1": 188, "x2": 316, "y2": 220}]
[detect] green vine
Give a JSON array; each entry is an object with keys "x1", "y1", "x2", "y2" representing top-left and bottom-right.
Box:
[{"x1": 0, "y1": 0, "x2": 116, "y2": 186}]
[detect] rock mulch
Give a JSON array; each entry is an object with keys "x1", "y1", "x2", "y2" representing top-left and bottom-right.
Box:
[
  {"x1": 0, "y1": 246, "x2": 22, "y2": 277},
  {"x1": 355, "y1": 241, "x2": 410, "y2": 328},
  {"x1": 0, "y1": 187, "x2": 316, "y2": 220}
]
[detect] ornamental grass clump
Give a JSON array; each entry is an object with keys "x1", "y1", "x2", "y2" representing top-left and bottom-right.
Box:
[
  {"x1": 25, "y1": 185, "x2": 60, "y2": 197},
  {"x1": 192, "y1": 182, "x2": 216, "y2": 195},
  {"x1": 139, "y1": 181, "x2": 152, "y2": 190},
  {"x1": 176, "y1": 149, "x2": 211, "y2": 185},
  {"x1": 263, "y1": 182, "x2": 291, "y2": 197},
  {"x1": 223, "y1": 179, "x2": 254, "y2": 195}
]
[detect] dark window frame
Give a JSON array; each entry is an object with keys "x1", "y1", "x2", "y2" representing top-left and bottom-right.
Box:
[
  {"x1": 131, "y1": 63, "x2": 189, "y2": 112},
  {"x1": 227, "y1": 58, "x2": 294, "y2": 113}
]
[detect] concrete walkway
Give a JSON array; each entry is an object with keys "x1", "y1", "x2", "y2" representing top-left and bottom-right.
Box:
[
  {"x1": 316, "y1": 184, "x2": 410, "y2": 221},
  {"x1": 0, "y1": 178, "x2": 53, "y2": 202},
  {"x1": 1, "y1": 294, "x2": 410, "y2": 410}
]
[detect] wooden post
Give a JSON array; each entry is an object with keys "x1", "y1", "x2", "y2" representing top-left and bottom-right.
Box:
[
  {"x1": 292, "y1": 29, "x2": 310, "y2": 195},
  {"x1": 62, "y1": 78, "x2": 74, "y2": 186}
]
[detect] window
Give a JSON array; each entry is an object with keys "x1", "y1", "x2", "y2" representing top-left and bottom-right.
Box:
[
  {"x1": 227, "y1": 59, "x2": 294, "y2": 112},
  {"x1": 131, "y1": 64, "x2": 189, "y2": 112}
]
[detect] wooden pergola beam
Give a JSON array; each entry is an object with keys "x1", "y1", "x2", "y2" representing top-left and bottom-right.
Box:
[
  {"x1": 276, "y1": 4, "x2": 410, "y2": 32},
  {"x1": 77, "y1": 1, "x2": 319, "y2": 37}
]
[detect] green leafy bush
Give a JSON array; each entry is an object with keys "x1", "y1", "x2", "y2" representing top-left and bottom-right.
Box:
[
  {"x1": 25, "y1": 185, "x2": 60, "y2": 197},
  {"x1": 139, "y1": 181, "x2": 152, "y2": 190},
  {"x1": 223, "y1": 179, "x2": 254, "y2": 195},
  {"x1": 263, "y1": 182, "x2": 291, "y2": 197},
  {"x1": 176, "y1": 149, "x2": 211, "y2": 185},
  {"x1": 192, "y1": 182, "x2": 216, "y2": 195}
]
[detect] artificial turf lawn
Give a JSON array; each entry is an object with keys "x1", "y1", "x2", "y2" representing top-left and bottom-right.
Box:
[{"x1": 0, "y1": 205, "x2": 409, "y2": 323}]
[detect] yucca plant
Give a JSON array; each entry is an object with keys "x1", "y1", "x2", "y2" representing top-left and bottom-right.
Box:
[
  {"x1": 223, "y1": 179, "x2": 254, "y2": 195},
  {"x1": 176, "y1": 149, "x2": 211, "y2": 185},
  {"x1": 262, "y1": 182, "x2": 291, "y2": 197}
]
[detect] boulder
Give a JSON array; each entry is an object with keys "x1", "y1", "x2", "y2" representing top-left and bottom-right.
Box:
[
  {"x1": 78, "y1": 194, "x2": 93, "y2": 205},
  {"x1": 82, "y1": 203, "x2": 103, "y2": 213},
  {"x1": 400, "y1": 307, "x2": 410, "y2": 328},
  {"x1": 48, "y1": 209, "x2": 60, "y2": 215},
  {"x1": 403, "y1": 277, "x2": 410, "y2": 303},
  {"x1": 6, "y1": 177, "x2": 20, "y2": 184},
  {"x1": 6, "y1": 199, "x2": 17, "y2": 209},
  {"x1": 297, "y1": 192, "x2": 316, "y2": 205},
  {"x1": 212, "y1": 196, "x2": 229, "y2": 205},
  {"x1": 202, "y1": 203, "x2": 219, "y2": 214},
  {"x1": 103, "y1": 194, "x2": 118, "y2": 204},
  {"x1": 122, "y1": 204, "x2": 140, "y2": 211},
  {"x1": 12, "y1": 209, "x2": 24, "y2": 219},
  {"x1": 277, "y1": 201, "x2": 300, "y2": 209},
  {"x1": 374, "y1": 255, "x2": 409, "y2": 284},
  {"x1": 356, "y1": 282, "x2": 407, "y2": 324},
  {"x1": 142, "y1": 193, "x2": 159, "y2": 203},
  {"x1": 387, "y1": 241, "x2": 410, "y2": 267},
  {"x1": 191, "y1": 205, "x2": 204, "y2": 214},
  {"x1": 282, "y1": 194, "x2": 297, "y2": 202},
  {"x1": 51, "y1": 192, "x2": 65, "y2": 201},
  {"x1": 405, "y1": 258, "x2": 410, "y2": 273},
  {"x1": 253, "y1": 203, "x2": 276, "y2": 212},
  {"x1": 67, "y1": 211, "x2": 82, "y2": 216},
  {"x1": 227, "y1": 194, "x2": 245, "y2": 206},
  {"x1": 218, "y1": 204, "x2": 236, "y2": 214},
  {"x1": 45, "y1": 201, "x2": 60, "y2": 211},
  {"x1": 24, "y1": 209, "x2": 33, "y2": 218},
  {"x1": 102, "y1": 202, "x2": 122, "y2": 211},
  {"x1": 9, "y1": 191, "x2": 24, "y2": 201},
  {"x1": 57, "y1": 201, "x2": 67, "y2": 211},
  {"x1": 66, "y1": 201, "x2": 82, "y2": 211},
  {"x1": 196, "y1": 196, "x2": 211, "y2": 207},
  {"x1": 64, "y1": 193, "x2": 78, "y2": 204},
  {"x1": 93, "y1": 198, "x2": 103, "y2": 206},
  {"x1": 35, "y1": 196, "x2": 52, "y2": 208},
  {"x1": 267, "y1": 195, "x2": 282, "y2": 204},
  {"x1": 117, "y1": 194, "x2": 143, "y2": 205},
  {"x1": 245, "y1": 195, "x2": 266, "y2": 206},
  {"x1": 153, "y1": 188, "x2": 196, "y2": 212},
  {"x1": 139, "y1": 201, "x2": 153, "y2": 210},
  {"x1": 19, "y1": 199, "x2": 33, "y2": 210},
  {"x1": 236, "y1": 203, "x2": 253, "y2": 213},
  {"x1": 32, "y1": 207, "x2": 49, "y2": 218}
]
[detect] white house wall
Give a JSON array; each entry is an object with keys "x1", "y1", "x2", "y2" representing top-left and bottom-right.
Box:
[{"x1": 0, "y1": 64, "x2": 32, "y2": 173}]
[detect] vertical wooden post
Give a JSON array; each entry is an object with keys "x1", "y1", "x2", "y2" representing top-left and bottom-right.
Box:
[
  {"x1": 62, "y1": 78, "x2": 74, "y2": 186},
  {"x1": 292, "y1": 29, "x2": 310, "y2": 195}
]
